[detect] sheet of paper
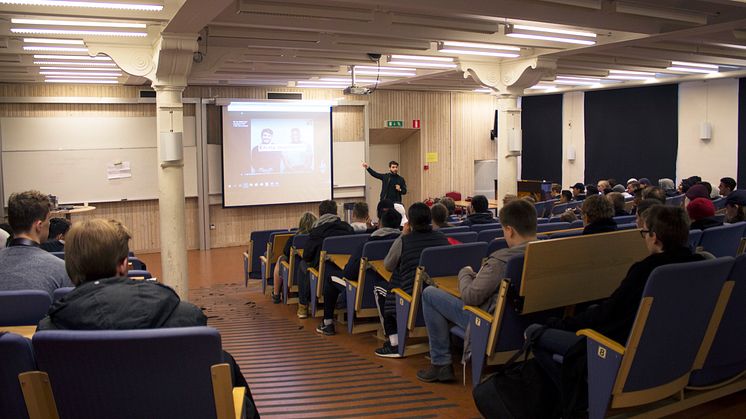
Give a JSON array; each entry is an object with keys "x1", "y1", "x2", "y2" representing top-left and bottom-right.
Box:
[{"x1": 107, "y1": 161, "x2": 132, "y2": 180}]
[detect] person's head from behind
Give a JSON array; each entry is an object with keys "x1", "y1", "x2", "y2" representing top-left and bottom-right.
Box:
[
  {"x1": 297, "y1": 212, "x2": 317, "y2": 234},
  {"x1": 627, "y1": 181, "x2": 640, "y2": 195},
  {"x1": 318, "y1": 200, "x2": 337, "y2": 216},
  {"x1": 636, "y1": 199, "x2": 663, "y2": 228},
  {"x1": 290, "y1": 128, "x2": 301, "y2": 143},
  {"x1": 380, "y1": 207, "x2": 402, "y2": 229},
  {"x1": 725, "y1": 190, "x2": 746, "y2": 223},
  {"x1": 642, "y1": 186, "x2": 666, "y2": 204},
  {"x1": 440, "y1": 196, "x2": 456, "y2": 215},
  {"x1": 581, "y1": 194, "x2": 613, "y2": 226},
  {"x1": 585, "y1": 184, "x2": 599, "y2": 197},
  {"x1": 261, "y1": 128, "x2": 273, "y2": 144},
  {"x1": 658, "y1": 178, "x2": 675, "y2": 192},
  {"x1": 686, "y1": 198, "x2": 715, "y2": 222},
  {"x1": 352, "y1": 202, "x2": 369, "y2": 223},
  {"x1": 8, "y1": 190, "x2": 52, "y2": 243},
  {"x1": 65, "y1": 219, "x2": 131, "y2": 286},
  {"x1": 498, "y1": 199, "x2": 537, "y2": 247},
  {"x1": 48, "y1": 217, "x2": 71, "y2": 241},
  {"x1": 559, "y1": 211, "x2": 577, "y2": 223},
  {"x1": 388, "y1": 160, "x2": 399, "y2": 175},
  {"x1": 642, "y1": 206, "x2": 689, "y2": 254},
  {"x1": 376, "y1": 199, "x2": 395, "y2": 220},
  {"x1": 431, "y1": 203, "x2": 449, "y2": 228},
  {"x1": 597, "y1": 180, "x2": 610, "y2": 192},
  {"x1": 551, "y1": 183, "x2": 561, "y2": 196},
  {"x1": 471, "y1": 195, "x2": 489, "y2": 213},
  {"x1": 559, "y1": 190, "x2": 572, "y2": 203},
  {"x1": 719, "y1": 177, "x2": 736, "y2": 196},
  {"x1": 606, "y1": 192, "x2": 625, "y2": 215},
  {"x1": 407, "y1": 202, "x2": 432, "y2": 232}
]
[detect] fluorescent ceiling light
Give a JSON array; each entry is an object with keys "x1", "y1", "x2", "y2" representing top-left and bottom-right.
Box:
[
  {"x1": 473, "y1": 88, "x2": 492, "y2": 93},
  {"x1": 320, "y1": 77, "x2": 380, "y2": 83},
  {"x1": 34, "y1": 54, "x2": 111, "y2": 60},
  {"x1": 671, "y1": 61, "x2": 718, "y2": 69},
  {"x1": 710, "y1": 43, "x2": 746, "y2": 51},
  {"x1": 12, "y1": 18, "x2": 146, "y2": 28},
  {"x1": 387, "y1": 60, "x2": 458, "y2": 68},
  {"x1": 607, "y1": 75, "x2": 654, "y2": 80},
  {"x1": 511, "y1": 24, "x2": 596, "y2": 38},
  {"x1": 554, "y1": 79, "x2": 599, "y2": 86},
  {"x1": 0, "y1": 1, "x2": 162, "y2": 11},
  {"x1": 390, "y1": 54, "x2": 455, "y2": 62},
  {"x1": 40, "y1": 66, "x2": 119, "y2": 71},
  {"x1": 349, "y1": 70, "x2": 416, "y2": 77},
  {"x1": 353, "y1": 66, "x2": 415, "y2": 72},
  {"x1": 526, "y1": 84, "x2": 557, "y2": 90},
  {"x1": 505, "y1": 24, "x2": 596, "y2": 45},
  {"x1": 34, "y1": 61, "x2": 116, "y2": 66},
  {"x1": 45, "y1": 79, "x2": 118, "y2": 83},
  {"x1": 666, "y1": 66, "x2": 717, "y2": 74},
  {"x1": 608, "y1": 69, "x2": 655, "y2": 76},
  {"x1": 24, "y1": 46, "x2": 88, "y2": 52},
  {"x1": 24, "y1": 38, "x2": 84, "y2": 44},
  {"x1": 556, "y1": 75, "x2": 601, "y2": 82},
  {"x1": 442, "y1": 41, "x2": 520, "y2": 51},
  {"x1": 45, "y1": 75, "x2": 118, "y2": 79},
  {"x1": 297, "y1": 80, "x2": 354, "y2": 85},
  {"x1": 41, "y1": 71, "x2": 121, "y2": 76},
  {"x1": 438, "y1": 49, "x2": 519, "y2": 58},
  {"x1": 12, "y1": 28, "x2": 147, "y2": 36}
]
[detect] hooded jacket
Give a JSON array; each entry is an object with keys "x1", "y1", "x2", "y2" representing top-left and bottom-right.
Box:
[
  {"x1": 37, "y1": 276, "x2": 206, "y2": 330},
  {"x1": 302, "y1": 214, "x2": 354, "y2": 269},
  {"x1": 461, "y1": 212, "x2": 496, "y2": 226}
]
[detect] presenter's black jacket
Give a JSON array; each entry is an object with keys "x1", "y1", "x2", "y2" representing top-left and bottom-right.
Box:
[
  {"x1": 37, "y1": 276, "x2": 206, "y2": 330},
  {"x1": 302, "y1": 217, "x2": 354, "y2": 269},
  {"x1": 545, "y1": 247, "x2": 704, "y2": 344},
  {"x1": 461, "y1": 212, "x2": 496, "y2": 226},
  {"x1": 367, "y1": 167, "x2": 407, "y2": 203}
]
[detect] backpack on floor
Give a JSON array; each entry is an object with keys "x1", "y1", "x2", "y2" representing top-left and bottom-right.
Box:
[{"x1": 472, "y1": 327, "x2": 560, "y2": 419}]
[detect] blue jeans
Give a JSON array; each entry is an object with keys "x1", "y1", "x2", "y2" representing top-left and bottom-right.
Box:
[{"x1": 421, "y1": 286, "x2": 470, "y2": 365}]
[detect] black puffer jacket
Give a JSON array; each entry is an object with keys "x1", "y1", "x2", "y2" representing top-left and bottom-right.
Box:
[
  {"x1": 37, "y1": 276, "x2": 206, "y2": 330},
  {"x1": 302, "y1": 215, "x2": 354, "y2": 269},
  {"x1": 462, "y1": 212, "x2": 496, "y2": 226}
]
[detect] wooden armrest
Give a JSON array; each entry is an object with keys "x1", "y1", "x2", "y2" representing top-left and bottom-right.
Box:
[
  {"x1": 212, "y1": 363, "x2": 241, "y2": 419},
  {"x1": 19, "y1": 371, "x2": 59, "y2": 419},
  {"x1": 242, "y1": 252, "x2": 249, "y2": 259},
  {"x1": 463, "y1": 305, "x2": 494, "y2": 323},
  {"x1": 391, "y1": 288, "x2": 412, "y2": 302},
  {"x1": 259, "y1": 256, "x2": 268, "y2": 264},
  {"x1": 280, "y1": 260, "x2": 290, "y2": 269},
  {"x1": 308, "y1": 268, "x2": 319, "y2": 277},
  {"x1": 345, "y1": 279, "x2": 359, "y2": 288},
  {"x1": 232, "y1": 387, "x2": 246, "y2": 419},
  {"x1": 577, "y1": 329, "x2": 625, "y2": 355}
]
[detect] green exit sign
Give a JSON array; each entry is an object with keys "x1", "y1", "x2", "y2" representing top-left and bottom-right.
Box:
[{"x1": 386, "y1": 120, "x2": 403, "y2": 128}]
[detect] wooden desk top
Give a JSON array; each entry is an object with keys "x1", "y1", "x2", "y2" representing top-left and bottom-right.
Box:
[
  {"x1": 368, "y1": 260, "x2": 392, "y2": 282},
  {"x1": 328, "y1": 254, "x2": 351, "y2": 269},
  {"x1": 433, "y1": 276, "x2": 460, "y2": 298},
  {"x1": 0, "y1": 325, "x2": 35, "y2": 339},
  {"x1": 53, "y1": 205, "x2": 96, "y2": 215},
  {"x1": 455, "y1": 200, "x2": 498, "y2": 209}
]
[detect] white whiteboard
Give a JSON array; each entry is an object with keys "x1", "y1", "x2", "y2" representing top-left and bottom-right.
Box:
[
  {"x1": 332, "y1": 141, "x2": 365, "y2": 188},
  {"x1": 2, "y1": 116, "x2": 197, "y2": 204}
]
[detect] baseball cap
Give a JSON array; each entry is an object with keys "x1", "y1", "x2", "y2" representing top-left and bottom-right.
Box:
[{"x1": 570, "y1": 182, "x2": 584, "y2": 190}]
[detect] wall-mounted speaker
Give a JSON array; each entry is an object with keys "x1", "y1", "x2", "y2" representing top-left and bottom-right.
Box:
[
  {"x1": 160, "y1": 132, "x2": 183, "y2": 162},
  {"x1": 700, "y1": 122, "x2": 712, "y2": 141}
]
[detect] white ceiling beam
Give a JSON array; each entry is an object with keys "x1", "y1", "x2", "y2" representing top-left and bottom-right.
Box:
[
  {"x1": 595, "y1": 46, "x2": 746, "y2": 66},
  {"x1": 164, "y1": 0, "x2": 234, "y2": 33}
]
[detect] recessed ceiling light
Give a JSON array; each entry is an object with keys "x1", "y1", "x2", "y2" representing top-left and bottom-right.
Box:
[
  {"x1": 12, "y1": 18, "x2": 146, "y2": 28},
  {"x1": 24, "y1": 37, "x2": 84, "y2": 44},
  {"x1": 12, "y1": 28, "x2": 147, "y2": 37},
  {"x1": 24, "y1": 46, "x2": 88, "y2": 52},
  {"x1": 34, "y1": 54, "x2": 111, "y2": 60},
  {"x1": 0, "y1": 1, "x2": 162, "y2": 11},
  {"x1": 45, "y1": 79, "x2": 118, "y2": 84},
  {"x1": 666, "y1": 66, "x2": 718, "y2": 74},
  {"x1": 511, "y1": 24, "x2": 596, "y2": 38}
]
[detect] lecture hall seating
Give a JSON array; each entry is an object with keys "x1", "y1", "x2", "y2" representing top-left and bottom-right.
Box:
[
  {"x1": 0, "y1": 290, "x2": 52, "y2": 327},
  {"x1": 344, "y1": 239, "x2": 396, "y2": 334},
  {"x1": 0, "y1": 332, "x2": 34, "y2": 419}
]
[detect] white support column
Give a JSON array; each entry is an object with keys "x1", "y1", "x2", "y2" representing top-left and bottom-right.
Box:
[
  {"x1": 89, "y1": 34, "x2": 198, "y2": 299},
  {"x1": 459, "y1": 57, "x2": 556, "y2": 207}
]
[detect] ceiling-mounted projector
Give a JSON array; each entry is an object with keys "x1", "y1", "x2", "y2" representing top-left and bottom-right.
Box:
[{"x1": 344, "y1": 85, "x2": 372, "y2": 95}]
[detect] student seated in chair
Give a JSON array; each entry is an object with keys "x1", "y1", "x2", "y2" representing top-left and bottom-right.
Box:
[
  {"x1": 526, "y1": 206, "x2": 703, "y2": 416},
  {"x1": 687, "y1": 198, "x2": 722, "y2": 231},
  {"x1": 606, "y1": 192, "x2": 628, "y2": 217},
  {"x1": 431, "y1": 203, "x2": 452, "y2": 230},
  {"x1": 461, "y1": 195, "x2": 494, "y2": 226},
  {"x1": 270, "y1": 212, "x2": 316, "y2": 304},
  {"x1": 0, "y1": 190, "x2": 72, "y2": 296},
  {"x1": 581, "y1": 195, "x2": 617, "y2": 235},
  {"x1": 316, "y1": 209, "x2": 402, "y2": 336},
  {"x1": 40, "y1": 217, "x2": 70, "y2": 252},
  {"x1": 298, "y1": 200, "x2": 354, "y2": 319},
  {"x1": 417, "y1": 199, "x2": 538, "y2": 382},
  {"x1": 376, "y1": 202, "x2": 449, "y2": 358},
  {"x1": 350, "y1": 201, "x2": 372, "y2": 233},
  {"x1": 36, "y1": 218, "x2": 260, "y2": 418}
]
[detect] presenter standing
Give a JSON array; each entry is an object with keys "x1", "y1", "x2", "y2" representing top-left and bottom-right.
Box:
[{"x1": 362, "y1": 161, "x2": 407, "y2": 203}]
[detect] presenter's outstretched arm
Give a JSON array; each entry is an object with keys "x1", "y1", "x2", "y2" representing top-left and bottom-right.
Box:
[{"x1": 362, "y1": 162, "x2": 385, "y2": 180}]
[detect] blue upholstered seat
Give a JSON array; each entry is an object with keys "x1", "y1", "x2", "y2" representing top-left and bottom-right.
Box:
[
  {"x1": 666, "y1": 194, "x2": 685, "y2": 207},
  {"x1": 438, "y1": 226, "x2": 469, "y2": 233},
  {"x1": 279, "y1": 233, "x2": 309, "y2": 304},
  {"x1": 248, "y1": 229, "x2": 288, "y2": 281},
  {"x1": 52, "y1": 287, "x2": 74, "y2": 302},
  {"x1": 469, "y1": 223, "x2": 501, "y2": 233},
  {"x1": 344, "y1": 239, "x2": 395, "y2": 334},
  {"x1": 537, "y1": 222, "x2": 571, "y2": 233},
  {"x1": 698, "y1": 222, "x2": 746, "y2": 257},
  {"x1": 477, "y1": 228, "x2": 503, "y2": 243},
  {"x1": 0, "y1": 290, "x2": 51, "y2": 326},
  {"x1": 0, "y1": 332, "x2": 35, "y2": 419},
  {"x1": 126, "y1": 270, "x2": 153, "y2": 280},
  {"x1": 444, "y1": 231, "x2": 478, "y2": 243}
]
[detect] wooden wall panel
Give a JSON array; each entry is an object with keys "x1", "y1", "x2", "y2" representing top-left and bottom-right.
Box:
[
  {"x1": 450, "y1": 93, "x2": 498, "y2": 197},
  {"x1": 332, "y1": 105, "x2": 365, "y2": 142},
  {"x1": 0, "y1": 103, "x2": 156, "y2": 117},
  {"x1": 0, "y1": 83, "x2": 143, "y2": 98}
]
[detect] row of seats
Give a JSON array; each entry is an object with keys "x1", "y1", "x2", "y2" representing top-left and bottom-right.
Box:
[{"x1": 1, "y1": 327, "x2": 244, "y2": 419}]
